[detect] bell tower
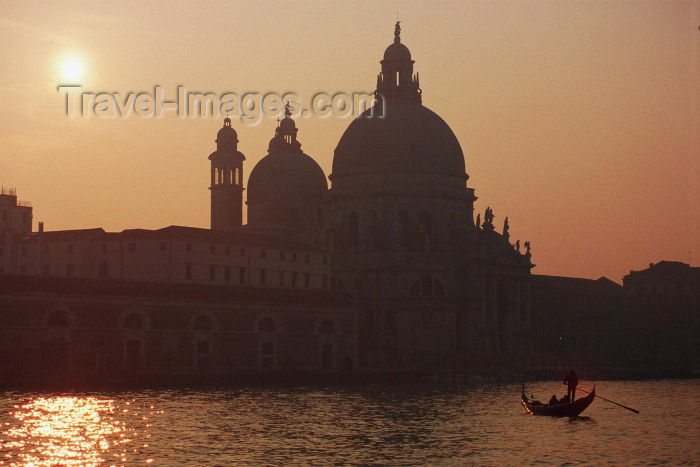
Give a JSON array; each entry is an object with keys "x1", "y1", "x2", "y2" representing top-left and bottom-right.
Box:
[{"x1": 208, "y1": 117, "x2": 245, "y2": 230}]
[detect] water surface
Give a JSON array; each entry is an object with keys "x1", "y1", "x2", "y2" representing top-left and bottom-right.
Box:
[{"x1": 1, "y1": 379, "x2": 698, "y2": 465}]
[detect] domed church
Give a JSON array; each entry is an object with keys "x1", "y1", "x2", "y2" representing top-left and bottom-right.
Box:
[
  {"x1": 216, "y1": 23, "x2": 534, "y2": 371},
  {"x1": 326, "y1": 23, "x2": 534, "y2": 369}
]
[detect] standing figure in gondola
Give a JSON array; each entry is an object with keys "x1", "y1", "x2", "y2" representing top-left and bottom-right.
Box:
[{"x1": 563, "y1": 369, "x2": 579, "y2": 401}]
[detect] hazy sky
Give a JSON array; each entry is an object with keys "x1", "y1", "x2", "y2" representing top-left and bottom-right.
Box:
[{"x1": 1, "y1": 0, "x2": 698, "y2": 282}]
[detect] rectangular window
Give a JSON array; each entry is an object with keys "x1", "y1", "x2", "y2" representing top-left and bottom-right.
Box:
[
  {"x1": 209, "y1": 265, "x2": 216, "y2": 281},
  {"x1": 42, "y1": 264, "x2": 50, "y2": 275},
  {"x1": 101, "y1": 243, "x2": 108, "y2": 253},
  {"x1": 225, "y1": 267, "x2": 231, "y2": 282},
  {"x1": 66, "y1": 264, "x2": 74, "y2": 277},
  {"x1": 44, "y1": 246, "x2": 50, "y2": 254},
  {"x1": 0, "y1": 248, "x2": 3, "y2": 256},
  {"x1": 292, "y1": 253, "x2": 297, "y2": 262},
  {"x1": 186, "y1": 242, "x2": 192, "y2": 252},
  {"x1": 67, "y1": 244, "x2": 74, "y2": 253},
  {"x1": 128, "y1": 243, "x2": 136, "y2": 252},
  {"x1": 1, "y1": 210, "x2": 6, "y2": 221},
  {"x1": 279, "y1": 252, "x2": 285, "y2": 260},
  {"x1": 210, "y1": 244, "x2": 216, "y2": 254},
  {"x1": 159, "y1": 242, "x2": 167, "y2": 251},
  {"x1": 323, "y1": 275, "x2": 328, "y2": 289},
  {"x1": 20, "y1": 265, "x2": 27, "y2": 274},
  {"x1": 305, "y1": 254, "x2": 310, "y2": 263},
  {"x1": 239, "y1": 248, "x2": 245, "y2": 257},
  {"x1": 185, "y1": 264, "x2": 192, "y2": 280},
  {"x1": 196, "y1": 341, "x2": 210, "y2": 354},
  {"x1": 292, "y1": 272, "x2": 298, "y2": 287},
  {"x1": 225, "y1": 246, "x2": 231, "y2": 255},
  {"x1": 304, "y1": 273, "x2": 310, "y2": 288},
  {"x1": 260, "y1": 269, "x2": 267, "y2": 285},
  {"x1": 279, "y1": 271, "x2": 285, "y2": 286},
  {"x1": 261, "y1": 250, "x2": 267, "y2": 259},
  {"x1": 239, "y1": 267, "x2": 246, "y2": 284}
]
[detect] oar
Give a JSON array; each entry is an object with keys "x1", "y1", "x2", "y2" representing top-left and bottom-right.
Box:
[{"x1": 577, "y1": 387, "x2": 640, "y2": 414}]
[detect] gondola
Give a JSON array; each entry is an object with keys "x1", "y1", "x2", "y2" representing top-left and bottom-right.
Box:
[{"x1": 521, "y1": 385, "x2": 595, "y2": 417}]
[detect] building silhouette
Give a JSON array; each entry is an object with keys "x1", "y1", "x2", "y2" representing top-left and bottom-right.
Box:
[
  {"x1": 234, "y1": 23, "x2": 535, "y2": 370},
  {"x1": 3, "y1": 24, "x2": 694, "y2": 383},
  {"x1": 622, "y1": 261, "x2": 700, "y2": 374},
  {"x1": 0, "y1": 24, "x2": 534, "y2": 379}
]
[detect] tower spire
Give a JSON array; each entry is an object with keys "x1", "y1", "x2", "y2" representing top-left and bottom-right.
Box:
[{"x1": 394, "y1": 21, "x2": 401, "y2": 43}]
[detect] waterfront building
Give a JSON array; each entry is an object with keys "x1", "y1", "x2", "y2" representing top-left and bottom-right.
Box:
[
  {"x1": 623, "y1": 261, "x2": 700, "y2": 374},
  {"x1": 0, "y1": 274, "x2": 356, "y2": 379},
  {"x1": 529, "y1": 275, "x2": 624, "y2": 373}
]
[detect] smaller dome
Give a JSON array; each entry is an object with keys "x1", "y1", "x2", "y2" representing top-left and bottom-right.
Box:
[
  {"x1": 248, "y1": 116, "x2": 327, "y2": 215},
  {"x1": 216, "y1": 118, "x2": 238, "y2": 151},
  {"x1": 383, "y1": 42, "x2": 411, "y2": 61}
]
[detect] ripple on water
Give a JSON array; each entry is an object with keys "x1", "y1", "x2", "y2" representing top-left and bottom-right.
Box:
[{"x1": 1, "y1": 380, "x2": 698, "y2": 465}]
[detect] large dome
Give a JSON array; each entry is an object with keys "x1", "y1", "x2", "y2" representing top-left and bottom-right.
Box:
[
  {"x1": 247, "y1": 150, "x2": 327, "y2": 203},
  {"x1": 331, "y1": 103, "x2": 466, "y2": 179}
]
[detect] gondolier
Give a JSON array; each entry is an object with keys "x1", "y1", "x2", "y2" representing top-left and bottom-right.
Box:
[{"x1": 563, "y1": 369, "x2": 578, "y2": 401}]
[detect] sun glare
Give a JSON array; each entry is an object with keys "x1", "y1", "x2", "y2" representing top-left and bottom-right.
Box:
[{"x1": 62, "y1": 59, "x2": 84, "y2": 82}]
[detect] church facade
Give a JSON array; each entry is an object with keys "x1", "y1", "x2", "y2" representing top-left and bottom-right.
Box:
[{"x1": 237, "y1": 24, "x2": 535, "y2": 370}]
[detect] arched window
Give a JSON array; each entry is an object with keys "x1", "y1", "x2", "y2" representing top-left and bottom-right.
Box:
[
  {"x1": 193, "y1": 315, "x2": 212, "y2": 331},
  {"x1": 48, "y1": 311, "x2": 69, "y2": 327},
  {"x1": 124, "y1": 313, "x2": 144, "y2": 330},
  {"x1": 319, "y1": 320, "x2": 334, "y2": 334},
  {"x1": 409, "y1": 277, "x2": 445, "y2": 298},
  {"x1": 258, "y1": 317, "x2": 275, "y2": 333}
]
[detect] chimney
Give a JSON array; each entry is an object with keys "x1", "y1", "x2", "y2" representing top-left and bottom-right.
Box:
[{"x1": 38, "y1": 222, "x2": 44, "y2": 233}]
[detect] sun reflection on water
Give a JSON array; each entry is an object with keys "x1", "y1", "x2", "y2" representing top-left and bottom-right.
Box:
[{"x1": 1, "y1": 395, "x2": 153, "y2": 467}]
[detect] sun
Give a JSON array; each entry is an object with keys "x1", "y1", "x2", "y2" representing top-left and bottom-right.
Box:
[{"x1": 61, "y1": 59, "x2": 84, "y2": 82}]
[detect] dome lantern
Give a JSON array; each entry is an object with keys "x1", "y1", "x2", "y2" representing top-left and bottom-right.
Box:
[{"x1": 377, "y1": 22, "x2": 421, "y2": 105}]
